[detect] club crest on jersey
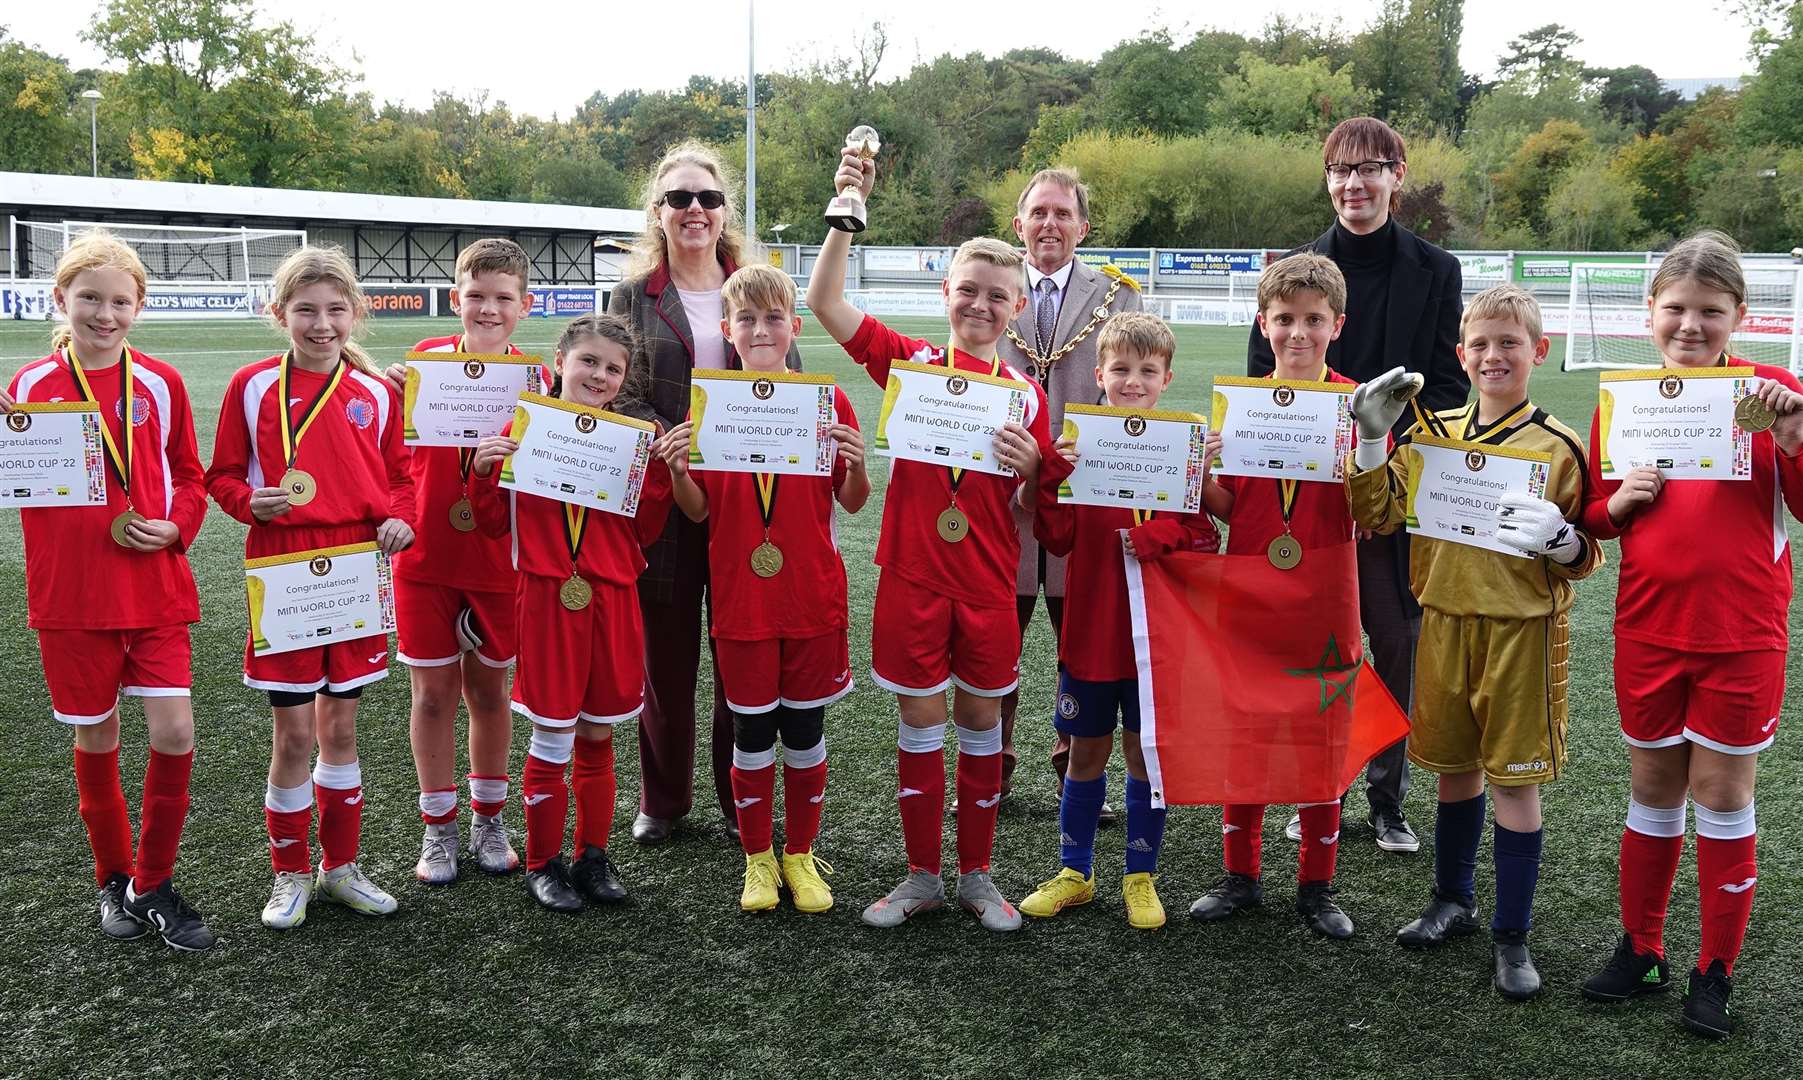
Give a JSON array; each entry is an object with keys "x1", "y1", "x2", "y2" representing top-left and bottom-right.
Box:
[
  {"x1": 344, "y1": 397, "x2": 375, "y2": 429},
  {"x1": 117, "y1": 392, "x2": 152, "y2": 427}
]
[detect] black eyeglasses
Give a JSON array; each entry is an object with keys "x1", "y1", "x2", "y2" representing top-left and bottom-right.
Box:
[
  {"x1": 658, "y1": 189, "x2": 727, "y2": 210},
  {"x1": 1325, "y1": 160, "x2": 1397, "y2": 182}
]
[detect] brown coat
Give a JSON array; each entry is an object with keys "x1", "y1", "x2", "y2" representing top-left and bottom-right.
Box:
[
  {"x1": 608, "y1": 258, "x2": 803, "y2": 605},
  {"x1": 996, "y1": 256, "x2": 1144, "y2": 597}
]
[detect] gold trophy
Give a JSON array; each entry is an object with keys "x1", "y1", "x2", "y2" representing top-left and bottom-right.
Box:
[{"x1": 824, "y1": 125, "x2": 881, "y2": 233}]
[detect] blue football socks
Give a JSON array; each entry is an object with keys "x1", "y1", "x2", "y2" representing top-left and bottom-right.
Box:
[
  {"x1": 1434, "y1": 793, "x2": 1486, "y2": 906},
  {"x1": 1123, "y1": 774, "x2": 1166, "y2": 875},
  {"x1": 1059, "y1": 775, "x2": 1106, "y2": 877},
  {"x1": 1491, "y1": 823, "x2": 1544, "y2": 935}
]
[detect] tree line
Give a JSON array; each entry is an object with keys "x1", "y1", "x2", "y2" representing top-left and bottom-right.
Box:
[{"x1": 5, "y1": 0, "x2": 1803, "y2": 252}]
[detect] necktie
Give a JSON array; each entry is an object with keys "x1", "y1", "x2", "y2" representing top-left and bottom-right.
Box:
[{"x1": 1034, "y1": 276, "x2": 1058, "y2": 357}]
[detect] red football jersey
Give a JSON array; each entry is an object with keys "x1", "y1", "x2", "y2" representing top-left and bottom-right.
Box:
[
  {"x1": 1218, "y1": 369, "x2": 1360, "y2": 554},
  {"x1": 843, "y1": 315, "x2": 1053, "y2": 610},
  {"x1": 207, "y1": 354, "x2": 416, "y2": 560},
  {"x1": 693, "y1": 387, "x2": 857, "y2": 641},
  {"x1": 1583, "y1": 360, "x2": 1803, "y2": 652},
  {"x1": 1035, "y1": 451, "x2": 1218, "y2": 680},
  {"x1": 390, "y1": 335, "x2": 550, "y2": 593},
  {"x1": 467, "y1": 419, "x2": 674, "y2": 587},
  {"x1": 9, "y1": 348, "x2": 205, "y2": 630}
]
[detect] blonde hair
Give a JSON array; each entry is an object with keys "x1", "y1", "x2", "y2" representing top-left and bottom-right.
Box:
[
  {"x1": 1015, "y1": 167, "x2": 1090, "y2": 221},
  {"x1": 50, "y1": 231, "x2": 149, "y2": 354},
  {"x1": 720, "y1": 264, "x2": 796, "y2": 319},
  {"x1": 1097, "y1": 312, "x2": 1176, "y2": 368},
  {"x1": 1257, "y1": 253, "x2": 1347, "y2": 318},
  {"x1": 949, "y1": 237, "x2": 1027, "y2": 297},
  {"x1": 1461, "y1": 284, "x2": 1544, "y2": 343},
  {"x1": 624, "y1": 141, "x2": 751, "y2": 281},
  {"x1": 1650, "y1": 230, "x2": 1746, "y2": 307},
  {"x1": 456, "y1": 238, "x2": 531, "y2": 293},
  {"x1": 268, "y1": 246, "x2": 379, "y2": 375}
]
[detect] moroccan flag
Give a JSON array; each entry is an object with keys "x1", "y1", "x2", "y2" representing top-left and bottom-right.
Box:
[{"x1": 1124, "y1": 540, "x2": 1410, "y2": 808}]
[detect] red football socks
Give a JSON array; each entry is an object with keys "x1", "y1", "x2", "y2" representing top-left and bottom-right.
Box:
[
  {"x1": 571, "y1": 737, "x2": 617, "y2": 853},
  {"x1": 1619, "y1": 828, "x2": 1683, "y2": 958},
  {"x1": 1695, "y1": 805, "x2": 1757, "y2": 976},
  {"x1": 73, "y1": 745, "x2": 133, "y2": 886},
  {"x1": 314, "y1": 784, "x2": 363, "y2": 872},
  {"x1": 520, "y1": 752, "x2": 569, "y2": 871},
  {"x1": 133, "y1": 748, "x2": 192, "y2": 894},
  {"x1": 1223, "y1": 804, "x2": 1264, "y2": 878},
  {"x1": 896, "y1": 748, "x2": 945, "y2": 875},
  {"x1": 954, "y1": 751, "x2": 1003, "y2": 875},
  {"x1": 783, "y1": 760, "x2": 828, "y2": 856},
  {"x1": 731, "y1": 762, "x2": 777, "y2": 857},
  {"x1": 1297, "y1": 802, "x2": 1341, "y2": 884}
]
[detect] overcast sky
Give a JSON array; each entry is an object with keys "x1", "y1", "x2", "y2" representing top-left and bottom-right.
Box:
[{"x1": 11, "y1": 1, "x2": 1759, "y2": 120}]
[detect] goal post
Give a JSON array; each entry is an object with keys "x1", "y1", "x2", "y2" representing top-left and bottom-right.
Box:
[{"x1": 1563, "y1": 260, "x2": 1803, "y2": 375}]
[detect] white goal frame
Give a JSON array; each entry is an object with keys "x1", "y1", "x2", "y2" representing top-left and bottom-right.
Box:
[{"x1": 1563, "y1": 260, "x2": 1803, "y2": 375}]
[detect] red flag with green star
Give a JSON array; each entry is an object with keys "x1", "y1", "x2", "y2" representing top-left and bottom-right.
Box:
[{"x1": 1123, "y1": 540, "x2": 1410, "y2": 808}]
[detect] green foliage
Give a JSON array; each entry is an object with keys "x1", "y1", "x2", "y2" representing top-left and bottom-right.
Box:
[
  {"x1": 0, "y1": 31, "x2": 85, "y2": 174},
  {"x1": 1608, "y1": 134, "x2": 1692, "y2": 240},
  {"x1": 1690, "y1": 144, "x2": 1794, "y2": 250},
  {"x1": 1349, "y1": 0, "x2": 1463, "y2": 130},
  {"x1": 1495, "y1": 23, "x2": 1584, "y2": 91},
  {"x1": 1209, "y1": 53, "x2": 1374, "y2": 138},
  {"x1": 1738, "y1": 5, "x2": 1803, "y2": 146},
  {"x1": 1544, "y1": 156, "x2": 1645, "y2": 249},
  {"x1": 1491, "y1": 119, "x2": 1596, "y2": 237},
  {"x1": 1584, "y1": 65, "x2": 1681, "y2": 134}
]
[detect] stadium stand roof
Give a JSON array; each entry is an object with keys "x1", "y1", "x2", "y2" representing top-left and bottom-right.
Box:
[{"x1": 0, "y1": 172, "x2": 640, "y2": 234}]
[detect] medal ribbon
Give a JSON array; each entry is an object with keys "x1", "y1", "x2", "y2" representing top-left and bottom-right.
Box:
[
  {"x1": 754, "y1": 472, "x2": 778, "y2": 537},
  {"x1": 277, "y1": 351, "x2": 347, "y2": 470},
  {"x1": 942, "y1": 348, "x2": 1005, "y2": 494},
  {"x1": 1270, "y1": 363, "x2": 1329, "y2": 534},
  {"x1": 1132, "y1": 508, "x2": 1154, "y2": 527},
  {"x1": 1462, "y1": 400, "x2": 1535, "y2": 445},
  {"x1": 66, "y1": 343, "x2": 134, "y2": 503},
  {"x1": 563, "y1": 501, "x2": 589, "y2": 574}
]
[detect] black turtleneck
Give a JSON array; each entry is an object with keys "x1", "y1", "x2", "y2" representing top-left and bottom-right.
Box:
[{"x1": 1328, "y1": 217, "x2": 1396, "y2": 382}]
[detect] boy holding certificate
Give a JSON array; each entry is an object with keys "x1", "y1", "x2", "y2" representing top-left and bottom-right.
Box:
[
  {"x1": 1189, "y1": 254, "x2": 1362, "y2": 938},
  {"x1": 807, "y1": 148, "x2": 1054, "y2": 933},
  {"x1": 654, "y1": 265, "x2": 869, "y2": 914},
  {"x1": 386, "y1": 239, "x2": 542, "y2": 886},
  {"x1": 1346, "y1": 284, "x2": 1601, "y2": 999},
  {"x1": 6, "y1": 232, "x2": 214, "y2": 949},
  {"x1": 1018, "y1": 313, "x2": 1216, "y2": 929}
]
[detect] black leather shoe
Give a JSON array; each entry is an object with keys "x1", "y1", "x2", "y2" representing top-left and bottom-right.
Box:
[
  {"x1": 1493, "y1": 932, "x2": 1543, "y2": 1000},
  {"x1": 123, "y1": 879, "x2": 217, "y2": 951},
  {"x1": 98, "y1": 873, "x2": 148, "y2": 941},
  {"x1": 1297, "y1": 882, "x2": 1354, "y2": 940},
  {"x1": 572, "y1": 845, "x2": 628, "y2": 904},
  {"x1": 632, "y1": 812, "x2": 674, "y2": 845},
  {"x1": 1396, "y1": 892, "x2": 1479, "y2": 948},
  {"x1": 1188, "y1": 873, "x2": 1263, "y2": 922},
  {"x1": 525, "y1": 856, "x2": 584, "y2": 913}
]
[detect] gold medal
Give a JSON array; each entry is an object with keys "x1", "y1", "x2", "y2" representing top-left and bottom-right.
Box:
[
  {"x1": 1267, "y1": 533, "x2": 1302, "y2": 570},
  {"x1": 1735, "y1": 393, "x2": 1777, "y2": 433},
  {"x1": 750, "y1": 540, "x2": 784, "y2": 578},
  {"x1": 280, "y1": 468, "x2": 317, "y2": 506},
  {"x1": 109, "y1": 509, "x2": 145, "y2": 548},
  {"x1": 558, "y1": 573, "x2": 592, "y2": 611},
  {"x1": 448, "y1": 497, "x2": 477, "y2": 532},
  {"x1": 936, "y1": 505, "x2": 969, "y2": 543}
]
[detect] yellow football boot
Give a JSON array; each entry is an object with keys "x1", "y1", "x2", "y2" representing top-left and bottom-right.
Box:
[
  {"x1": 1122, "y1": 872, "x2": 1166, "y2": 929},
  {"x1": 740, "y1": 848, "x2": 780, "y2": 912},
  {"x1": 780, "y1": 850, "x2": 835, "y2": 913},
  {"x1": 1019, "y1": 866, "x2": 1095, "y2": 918}
]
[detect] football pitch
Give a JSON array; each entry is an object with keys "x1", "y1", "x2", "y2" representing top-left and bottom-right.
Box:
[{"x1": 0, "y1": 314, "x2": 1799, "y2": 1078}]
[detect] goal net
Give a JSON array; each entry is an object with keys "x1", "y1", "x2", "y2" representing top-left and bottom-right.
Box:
[
  {"x1": 1563, "y1": 261, "x2": 1803, "y2": 374},
  {"x1": 7, "y1": 218, "x2": 306, "y2": 319}
]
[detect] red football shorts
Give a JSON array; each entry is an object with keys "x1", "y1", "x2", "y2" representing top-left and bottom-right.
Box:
[
  {"x1": 1616, "y1": 637, "x2": 1785, "y2": 755},
  {"x1": 38, "y1": 625, "x2": 192, "y2": 725},
  {"x1": 394, "y1": 578, "x2": 518, "y2": 669},
  {"x1": 870, "y1": 571, "x2": 1021, "y2": 697},
  {"x1": 716, "y1": 631, "x2": 853, "y2": 714},
  {"x1": 243, "y1": 631, "x2": 390, "y2": 695},
  {"x1": 510, "y1": 575, "x2": 643, "y2": 728}
]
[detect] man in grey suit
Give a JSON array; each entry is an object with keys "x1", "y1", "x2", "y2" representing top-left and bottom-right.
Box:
[{"x1": 994, "y1": 168, "x2": 1143, "y2": 812}]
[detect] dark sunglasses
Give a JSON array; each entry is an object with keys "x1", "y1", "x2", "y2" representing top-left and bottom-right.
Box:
[{"x1": 658, "y1": 189, "x2": 726, "y2": 210}]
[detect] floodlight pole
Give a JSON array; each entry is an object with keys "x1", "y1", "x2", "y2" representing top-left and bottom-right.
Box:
[
  {"x1": 745, "y1": 0, "x2": 757, "y2": 242},
  {"x1": 82, "y1": 89, "x2": 102, "y2": 177}
]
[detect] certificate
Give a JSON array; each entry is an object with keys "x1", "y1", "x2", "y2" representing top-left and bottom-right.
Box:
[
  {"x1": 874, "y1": 360, "x2": 1028, "y2": 477},
  {"x1": 498, "y1": 392, "x2": 655, "y2": 516},
  {"x1": 1210, "y1": 376, "x2": 1356, "y2": 482},
  {"x1": 0, "y1": 402, "x2": 107, "y2": 508},
  {"x1": 1596, "y1": 368, "x2": 1753, "y2": 480},
  {"x1": 688, "y1": 370, "x2": 836, "y2": 476},
  {"x1": 245, "y1": 542, "x2": 396, "y2": 656},
  {"x1": 1056, "y1": 404, "x2": 1206, "y2": 512},
  {"x1": 401, "y1": 351, "x2": 545, "y2": 446},
  {"x1": 1403, "y1": 434, "x2": 1552, "y2": 558}
]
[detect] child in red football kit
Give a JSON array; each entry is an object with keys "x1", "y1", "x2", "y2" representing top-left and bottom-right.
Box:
[
  {"x1": 655, "y1": 264, "x2": 870, "y2": 914},
  {"x1": 1018, "y1": 312, "x2": 1217, "y2": 931},
  {"x1": 469, "y1": 313, "x2": 673, "y2": 914},
  {"x1": 385, "y1": 238, "x2": 544, "y2": 884},
  {"x1": 3, "y1": 232, "x2": 213, "y2": 950},
  {"x1": 1579, "y1": 231, "x2": 1803, "y2": 1039},
  {"x1": 206, "y1": 246, "x2": 416, "y2": 931},
  {"x1": 807, "y1": 148, "x2": 1053, "y2": 932}
]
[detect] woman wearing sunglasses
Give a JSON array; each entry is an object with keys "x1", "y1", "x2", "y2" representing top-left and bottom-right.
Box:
[{"x1": 609, "y1": 140, "x2": 802, "y2": 847}]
